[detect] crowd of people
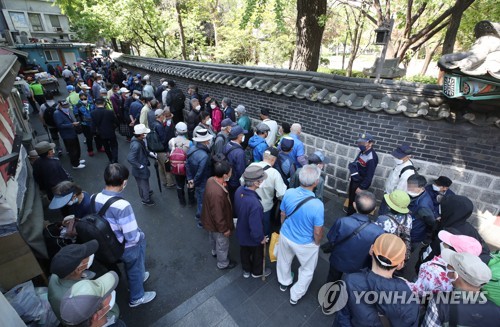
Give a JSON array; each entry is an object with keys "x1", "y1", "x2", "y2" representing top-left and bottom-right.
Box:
[{"x1": 23, "y1": 57, "x2": 499, "y2": 326}]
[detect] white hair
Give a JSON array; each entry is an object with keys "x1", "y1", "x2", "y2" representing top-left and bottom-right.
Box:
[
  {"x1": 291, "y1": 123, "x2": 301, "y2": 134},
  {"x1": 299, "y1": 164, "x2": 321, "y2": 187}
]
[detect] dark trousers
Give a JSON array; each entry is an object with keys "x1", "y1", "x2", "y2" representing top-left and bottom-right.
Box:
[
  {"x1": 347, "y1": 180, "x2": 360, "y2": 216},
  {"x1": 82, "y1": 125, "x2": 100, "y2": 152},
  {"x1": 34, "y1": 94, "x2": 46, "y2": 106},
  {"x1": 172, "y1": 110, "x2": 184, "y2": 125},
  {"x1": 101, "y1": 137, "x2": 118, "y2": 163},
  {"x1": 240, "y1": 244, "x2": 264, "y2": 275},
  {"x1": 326, "y1": 266, "x2": 343, "y2": 283},
  {"x1": 28, "y1": 97, "x2": 39, "y2": 113},
  {"x1": 63, "y1": 137, "x2": 81, "y2": 167}
]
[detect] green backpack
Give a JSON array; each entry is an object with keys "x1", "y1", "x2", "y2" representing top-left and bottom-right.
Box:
[{"x1": 482, "y1": 251, "x2": 500, "y2": 306}]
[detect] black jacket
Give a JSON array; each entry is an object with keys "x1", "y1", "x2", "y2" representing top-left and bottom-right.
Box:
[
  {"x1": 91, "y1": 107, "x2": 119, "y2": 139},
  {"x1": 33, "y1": 156, "x2": 71, "y2": 199},
  {"x1": 186, "y1": 110, "x2": 200, "y2": 137}
]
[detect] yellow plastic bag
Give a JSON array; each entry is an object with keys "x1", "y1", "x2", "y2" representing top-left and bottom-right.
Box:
[{"x1": 269, "y1": 232, "x2": 279, "y2": 262}]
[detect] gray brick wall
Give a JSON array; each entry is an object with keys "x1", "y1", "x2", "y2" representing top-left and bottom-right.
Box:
[{"x1": 122, "y1": 64, "x2": 500, "y2": 218}]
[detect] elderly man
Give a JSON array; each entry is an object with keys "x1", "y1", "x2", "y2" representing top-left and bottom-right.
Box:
[
  {"x1": 289, "y1": 150, "x2": 329, "y2": 201},
  {"x1": 53, "y1": 100, "x2": 85, "y2": 169},
  {"x1": 91, "y1": 97, "x2": 119, "y2": 164},
  {"x1": 32, "y1": 141, "x2": 71, "y2": 199},
  {"x1": 201, "y1": 160, "x2": 236, "y2": 270},
  {"x1": 260, "y1": 108, "x2": 278, "y2": 146},
  {"x1": 186, "y1": 129, "x2": 213, "y2": 226},
  {"x1": 235, "y1": 165, "x2": 272, "y2": 278},
  {"x1": 248, "y1": 123, "x2": 270, "y2": 162},
  {"x1": 243, "y1": 147, "x2": 287, "y2": 237},
  {"x1": 94, "y1": 163, "x2": 156, "y2": 307},
  {"x1": 59, "y1": 271, "x2": 125, "y2": 326},
  {"x1": 213, "y1": 118, "x2": 235, "y2": 155},
  {"x1": 187, "y1": 98, "x2": 202, "y2": 138},
  {"x1": 277, "y1": 164, "x2": 324, "y2": 305},
  {"x1": 424, "y1": 176, "x2": 455, "y2": 218},
  {"x1": 221, "y1": 97, "x2": 235, "y2": 122},
  {"x1": 284, "y1": 123, "x2": 307, "y2": 168},
  {"x1": 48, "y1": 240, "x2": 120, "y2": 322},
  {"x1": 127, "y1": 124, "x2": 157, "y2": 206},
  {"x1": 223, "y1": 125, "x2": 247, "y2": 203}
]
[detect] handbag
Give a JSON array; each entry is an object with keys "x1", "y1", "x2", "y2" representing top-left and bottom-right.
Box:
[
  {"x1": 119, "y1": 122, "x2": 131, "y2": 137},
  {"x1": 321, "y1": 221, "x2": 371, "y2": 254},
  {"x1": 269, "y1": 232, "x2": 280, "y2": 262}
]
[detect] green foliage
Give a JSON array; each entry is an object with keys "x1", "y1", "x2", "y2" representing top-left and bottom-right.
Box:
[
  {"x1": 401, "y1": 75, "x2": 438, "y2": 84},
  {"x1": 317, "y1": 67, "x2": 365, "y2": 78},
  {"x1": 458, "y1": 0, "x2": 500, "y2": 50}
]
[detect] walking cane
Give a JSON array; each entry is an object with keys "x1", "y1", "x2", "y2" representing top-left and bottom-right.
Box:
[
  {"x1": 262, "y1": 241, "x2": 267, "y2": 281},
  {"x1": 154, "y1": 160, "x2": 162, "y2": 193},
  {"x1": 44, "y1": 125, "x2": 52, "y2": 142}
]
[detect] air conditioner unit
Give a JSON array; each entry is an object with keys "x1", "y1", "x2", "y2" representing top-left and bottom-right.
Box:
[
  {"x1": 19, "y1": 35, "x2": 30, "y2": 43},
  {"x1": 68, "y1": 34, "x2": 77, "y2": 41},
  {"x1": 53, "y1": 27, "x2": 63, "y2": 32}
]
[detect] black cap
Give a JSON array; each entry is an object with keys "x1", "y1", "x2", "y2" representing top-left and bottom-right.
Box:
[
  {"x1": 94, "y1": 97, "x2": 105, "y2": 105},
  {"x1": 50, "y1": 240, "x2": 99, "y2": 278},
  {"x1": 260, "y1": 108, "x2": 270, "y2": 116}
]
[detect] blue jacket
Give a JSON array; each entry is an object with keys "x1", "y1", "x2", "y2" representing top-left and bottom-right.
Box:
[
  {"x1": 235, "y1": 186, "x2": 265, "y2": 246},
  {"x1": 224, "y1": 106, "x2": 236, "y2": 122},
  {"x1": 424, "y1": 185, "x2": 455, "y2": 218},
  {"x1": 53, "y1": 109, "x2": 78, "y2": 139},
  {"x1": 248, "y1": 135, "x2": 268, "y2": 162},
  {"x1": 186, "y1": 144, "x2": 211, "y2": 187},
  {"x1": 327, "y1": 213, "x2": 384, "y2": 273},
  {"x1": 151, "y1": 120, "x2": 168, "y2": 151},
  {"x1": 129, "y1": 100, "x2": 143, "y2": 121},
  {"x1": 408, "y1": 191, "x2": 436, "y2": 243},
  {"x1": 335, "y1": 269, "x2": 419, "y2": 327},
  {"x1": 351, "y1": 149, "x2": 379, "y2": 190},
  {"x1": 223, "y1": 141, "x2": 246, "y2": 189},
  {"x1": 127, "y1": 137, "x2": 150, "y2": 179},
  {"x1": 287, "y1": 133, "x2": 306, "y2": 168},
  {"x1": 74, "y1": 101, "x2": 95, "y2": 126}
]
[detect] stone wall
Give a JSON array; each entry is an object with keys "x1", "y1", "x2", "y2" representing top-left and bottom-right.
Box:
[{"x1": 119, "y1": 62, "x2": 500, "y2": 224}]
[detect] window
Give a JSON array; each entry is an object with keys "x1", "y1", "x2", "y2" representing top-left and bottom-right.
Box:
[
  {"x1": 9, "y1": 12, "x2": 29, "y2": 29},
  {"x1": 44, "y1": 50, "x2": 59, "y2": 62},
  {"x1": 28, "y1": 13, "x2": 44, "y2": 31},
  {"x1": 49, "y1": 15, "x2": 61, "y2": 28}
]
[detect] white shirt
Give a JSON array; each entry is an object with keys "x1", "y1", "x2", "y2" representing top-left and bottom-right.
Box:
[
  {"x1": 263, "y1": 118, "x2": 278, "y2": 146},
  {"x1": 384, "y1": 160, "x2": 415, "y2": 194},
  {"x1": 162, "y1": 89, "x2": 170, "y2": 107},
  {"x1": 61, "y1": 69, "x2": 73, "y2": 78},
  {"x1": 240, "y1": 161, "x2": 287, "y2": 212}
]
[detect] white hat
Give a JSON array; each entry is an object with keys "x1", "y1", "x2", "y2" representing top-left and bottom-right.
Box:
[
  {"x1": 162, "y1": 81, "x2": 168, "y2": 87},
  {"x1": 134, "y1": 124, "x2": 150, "y2": 135},
  {"x1": 119, "y1": 87, "x2": 130, "y2": 93},
  {"x1": 155, "y1": 109, "x2": 164, "y2": 117},
  {"x1": 99, "y1": 88, "x2": 107, "y2": 94},
  {"x1": 175, "y1": 122, "x2": 187, "y2": 133},
  {"x1": 143, "y1": 74, "x2": 150, "y2": 80},
  {"x1": 193, "y1": 129, "x2": 213, "y2": 143}
]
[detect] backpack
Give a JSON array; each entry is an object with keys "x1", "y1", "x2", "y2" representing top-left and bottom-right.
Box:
[
  {"x1": 167, "y1": 88, "x2": 186, "y2": 111},
  {"x1": 75, "y1": 195, "x2": 124, "y2": 264},
  {"x1": 387, "y1": 213, "x2": 412, "y2": 260},
  {"x1": 146, "y1": 127, "x2": 165, "y2": 152},
  {"x1": 170, "y1": 145, "x2": 187, "y2": 175},
  {"x1": 43, "y1": 103, "x2": 58, "y2": 127},
  {"x1": 399, "y1": 160, "x2": 420, "y2": 178},
  {"x1": 482, "y1": 251, "x2": 500, "y2": 306}
]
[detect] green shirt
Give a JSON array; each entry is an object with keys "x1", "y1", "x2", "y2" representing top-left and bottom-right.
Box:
[
  {"x1": 29, "y1": 82, "x2": 44, "y2": 96},
  {"x1": 67, "y1": 92, "x2": 80, "y2": 106},
  {"x1": 237, "y1": 115, "x2": 251, "y2": 131}
]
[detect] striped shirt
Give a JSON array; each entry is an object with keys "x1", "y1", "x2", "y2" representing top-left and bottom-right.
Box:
[{"x1": 94, "y1": 189, "x2": 143, "y2": 248}]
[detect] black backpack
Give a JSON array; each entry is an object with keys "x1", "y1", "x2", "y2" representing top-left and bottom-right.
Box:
[
  {"x1": 76, "y1": 195, "x2": 125, "y2": 264},
  {"x1": 43, "y1": 103, "x2": 58, "y2": 127},
  {"x1": 146, "y1": 124, "x2": 165, "y2": 152},
  {"x1": 399, "y1": 160, "x2": 420, "y2": 178},
  {"x1": 167, "y1": 88, "x2": 186, "y2": 111}
]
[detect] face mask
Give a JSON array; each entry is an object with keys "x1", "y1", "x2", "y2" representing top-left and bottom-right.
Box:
[
  {"x1": 166, "y1": 119, "x2": 172, "y2": 126},
  {"x1": 195, "y1": 105, "x2": 201, "y2": 111},
  {"x1": 446, "y1": 268, "x2": 457, "y2": 282},
  {"x1": 102, "y1": 96, "x2": 107, "y2": 99},
  {"x1": 108, "y1": 290, "x2": 116, "y2": 310},
  {"x1": 224, "y1": 174, "x2": 231, "y2": 182},
  {"x1": 407, "y1": 191, "x2": 421, "y2": 198},
  {"x1": 134, "y1": 80, "x2": 139, "y2": 84},
  {"x1": 432, "y1": 184, "x2": 441, "y2": 192},
  {"x1": 358, "y1": 145, "x2": 367, "y2": 152},
  {"x1": 98, "y1": 290, "x2": 116, "y2": 324},
  {"x1": 394, "y1": 158, "x2": 404, "y2": 165},
  {"x1": 210, "y1": 104, "x2": 216, "y2": 109},
  {"x1": 439, "y1": 242, "x2": 447, "y2": 254},
  {"x1": 125, "y1": 93, "x2": 130, "y2": 98},
  {"x1": 67, "y1": 196, "x2": 77, "y2": 206},
  {"x1": 62, "y1": 108, "x2": 70, "y2": 114},
  {"x1": 241, "y1": 135, "x2": 245, "y2": 143},
  {"x1": 121, "y1": 180, "x2": 127, "y2": 192},
  {"x1": 87, "y1": 253, "x2": 95, "y2": 269},
  {"x1": 81, "y1": 100, "x2": 88, "y2": 104},
  {"x1": 133, "y1": 95, "x2": 139, "y2": 100},
  {"x1": 206, "y1": 118, "x2": 212, "y2": 126}
]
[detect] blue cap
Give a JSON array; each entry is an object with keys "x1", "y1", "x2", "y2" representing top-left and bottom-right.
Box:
[
  {"x1": 308, "y1": 150, "x2": 331, "y2": 164},
  {"x1": 357, "y1": 132, "x2": 374, "y2": 143},
  {"x1": 66, "y1": 85, "x2": 74, "y2": 92},
  {"x1": 280, "y1": 137, "x2": 294, "y2": 152},
  {"x1": 391, "y1": 144, "x2": 414, "y2": 159},
  {"x1": 229, "y1": 125, "x2": 247, "y2": 139}
]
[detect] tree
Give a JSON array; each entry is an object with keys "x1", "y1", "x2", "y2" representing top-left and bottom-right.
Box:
[{"x1": 241, "y1": 0, "x2": 327, "y2": 71}]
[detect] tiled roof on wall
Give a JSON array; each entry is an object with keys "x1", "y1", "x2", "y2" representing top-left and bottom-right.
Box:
[{"x1": 115, "y1": 54, "x2": 500, "y2": 128}]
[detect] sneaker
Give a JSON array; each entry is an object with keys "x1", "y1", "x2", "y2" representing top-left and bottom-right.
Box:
[
  {"x1": 196, "y1": 222, "x2": 203, "y2": 229},
  {"x1": 88, "y1": 151, "x2": 94, "y2": 157},
  {"x1": 243, "y1": 271, "x2": 251, "y2": 278},
  {"x1": 194, "y1": 216, "x2": 200, "y2": 221},
  {"x1": 149, "y1": 190, "x2": 153, "y2": 196},
  {"x1": 81, "y1": 270, "x2": 96, "y2": 280},
  {"x1": 143, "y1": 271, "x2": 150, "y2": 283},
  {"x1": 218, "y1": 261, "x2": 237, "y2": 270},
  {"x1": 211, "y1": 250, "x2": 217, "y2": 258},
  {"x1": 129, "y1": 291, "x2": 156, "y2": 308},
  {"x1": 290, "y1": 298, "x2": 298, "y2": 306},
  {"x1": 79, "y1": 159, "x2": 86, "y2": 164},
  {"x1": 98, "y1": 147, "x2": 106, "y2": 153},
  {"x1": 72, "y1": 164, "x2": 86, "y2": 169},
  {"x1": 142, "y1": 200, "x2": 156, "y2": 206},
  {"x1": 280, "y1": 284, "x2": 288, "y2": 292},
  {"x1": 252, "y1": 268, "x2": 272, "y2": 278},
  {"x1": 166, "y1": 184, "x2": 176, "y2": 189}
]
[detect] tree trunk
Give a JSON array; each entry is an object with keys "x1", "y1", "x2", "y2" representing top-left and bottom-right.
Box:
[
  {"x1": 291, "y1": 0, "x2": 327, "y2": 71},
  {"x1": 175, "y1": 1, "x2": 188, "y2": 60},
  {"x1": 441, "y1": 0, "x2": 471, "y2": 55},
  {"x1": 420, "y1": 41, "x2": 441, "y2": 75},
  {"x1": 110, "y1": 38, "x2": 119, "y2": 52}
]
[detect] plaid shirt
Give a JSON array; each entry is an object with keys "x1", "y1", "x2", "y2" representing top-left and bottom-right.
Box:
[{"x1": 422, "y1": 298, "x2": 441, "y2": 326}]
